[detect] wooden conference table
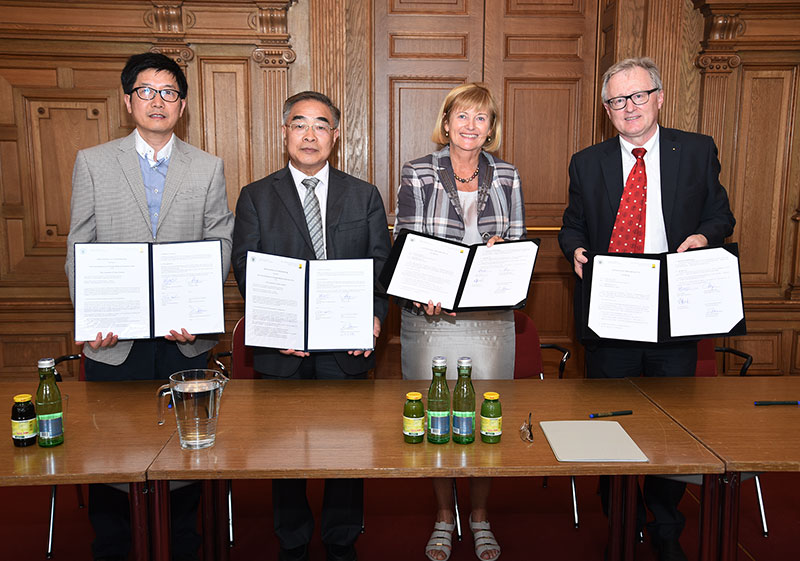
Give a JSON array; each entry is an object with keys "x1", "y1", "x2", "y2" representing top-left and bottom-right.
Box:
[
  {"x1": 0, "y1": 381, "x2": 172, "y2": 561},
  {"x1": 632, "y1": 376, "x2": 800, "y2": 561},
  {"x1": 148, "y1": 378, "x2": 723, "y2": 561}
]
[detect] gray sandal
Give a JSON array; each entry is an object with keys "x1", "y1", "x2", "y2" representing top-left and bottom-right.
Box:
[
  {"x1": 425, "y1": 520, "x2": 456, "y2": 561},
  {"x1": 469, "y1": 514, "x2": 501, "y2": 560}
]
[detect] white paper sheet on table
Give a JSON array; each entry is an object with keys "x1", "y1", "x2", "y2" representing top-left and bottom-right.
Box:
[{"x1": 540, "y1": 420, "x2": 648, "y2": 462}]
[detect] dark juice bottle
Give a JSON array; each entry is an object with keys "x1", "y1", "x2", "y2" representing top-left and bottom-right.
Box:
[
  {"x1": 11, "y1": 394, "x2": 37, "y2": 447},
  {"x1": 427, "y1": 356, "x2": 450, "y2": 444},
  {"x1": 452, "y1": 356, "x2": 475, "y2": 444}
]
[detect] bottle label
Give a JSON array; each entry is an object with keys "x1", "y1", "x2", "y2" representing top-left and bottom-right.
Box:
[
  {"x1": 480, "y1": 416, "x2": 502, "y2": 436},
  {"x1": 403, "y1": 416, "x2": 425, "y2": 437},
  {"x1": 427, "y1": 410, "x2": 450, "y2": 436},
  {"x1": 11, "y1": 418, "x2": 37, "y2": 439},
  {"x1": 453, "y1": 411, "x2": 475, "y2": 436},
  {"x1": 37, "y1": 413, "x2": 63, "y2": 439}
]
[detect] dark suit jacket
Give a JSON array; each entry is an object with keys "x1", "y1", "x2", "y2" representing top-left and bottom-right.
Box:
[
  {"x1": 558, "y1": 127, "x2": 735, "y2": 341},
  {"x1": 232, "y1": 165, "x2": 391, "y2": 377}
]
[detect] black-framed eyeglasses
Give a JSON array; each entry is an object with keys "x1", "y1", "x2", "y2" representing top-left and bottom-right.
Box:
[
  {"x1": 604, "y1": 87, "x2": 660, "y2": 111},
  {"x1": 130, "y1": 86, "x2": 181, "y2": 103},
  {"x1": 286, "y1": 121, "x2": 335, "y2": 135}
]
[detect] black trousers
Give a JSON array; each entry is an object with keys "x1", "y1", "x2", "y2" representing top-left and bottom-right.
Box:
[
  {"x1": 261, "y1": 353, "x2": 366, "y2": 549},
  {"x1": 85, "y1": 339, "x2": 208, "y2": 560},
  {"x1": 586, "y1": 341, "x2": 696, "y2": 544}
]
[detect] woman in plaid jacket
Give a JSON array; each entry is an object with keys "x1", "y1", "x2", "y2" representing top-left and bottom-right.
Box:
[{"x1": 394, "y1": 83, "x2": 526, "y2": 561}]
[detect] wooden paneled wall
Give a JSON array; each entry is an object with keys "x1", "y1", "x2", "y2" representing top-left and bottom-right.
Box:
[{"x1": 1, "y1": 0, "x2": 799, "y2": 380}]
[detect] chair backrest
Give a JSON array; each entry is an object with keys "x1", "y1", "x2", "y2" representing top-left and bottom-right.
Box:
[
  {"x1": 230, "y1": 316, "x2": 257, "y2": 379},
  {"x1": 694, "y1": 338, "x2": 717, "y2": 377},
  {"x1": 513, "y1": 310, "x2": 544, "y2": 379},
  {"x1": 54, "y1": 353, "x2": 86, "y2": 381}
]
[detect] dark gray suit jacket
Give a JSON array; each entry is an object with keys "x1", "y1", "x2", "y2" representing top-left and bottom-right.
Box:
[{"x1": 232, "y1": 165, "x2": 391, "y2": 376}]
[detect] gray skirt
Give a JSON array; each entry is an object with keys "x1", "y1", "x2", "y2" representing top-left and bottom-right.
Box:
[{"x1": 400, "y1": 308, "x2": 515, "y2": 381}]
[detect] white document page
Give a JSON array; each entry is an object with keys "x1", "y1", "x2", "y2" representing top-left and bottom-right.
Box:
[
  {"x1": 540, "y1": 420, "x2": 648, "y2": 462},
  {"x1": 588, "y1": 255, "x2": 661, "y2": 342},
  {"x1": 74, "y1": 243, "x2": 151, "y2": 341},
  {"x1": 151, "y1": 241, "x2": 224, "y2": 337},
  {"x1": 307, "y1": 259, "x2": 374, "y2": 351},
  {"x1": 667, "y1": 248, "x2": 743, "y2": 337},
  {"x1": 245, "y1": 252, "x2": 306, "y2": 350},
  {"x1": 386, "y1": 234, "x2": 469, "y2": 310},
  {"x1": 458, "y1": 241, "x2": 538, "y2": 308}
]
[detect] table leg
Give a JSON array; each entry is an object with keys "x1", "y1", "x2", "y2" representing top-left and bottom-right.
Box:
[
  {"x1": 129, "y1": 482, "x2": 148, "y2": 561},
  {"x1": 622, "y1": 475, "x2": 637, "y2": 561},
  {"x1": 608, "y1": 475, "x2": 624, "y2": 561},
  {"x1": 698, "y1": 474, "x2": 720, "y2": 561},
  {"x1": 719, "y1": 471, "x2": 741, "y2": 561},
  {"x1": 202, "y1": 481, "x2": 215, "y2": 558},
  {"x1": 214, "y1": 480, "x2": 230, "y2": 561},
  {"x1": 150, "y1": 480, "x2": 171, "y2": 561}
]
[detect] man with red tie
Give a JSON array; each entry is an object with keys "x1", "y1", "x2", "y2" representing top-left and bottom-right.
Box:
[{"x1": 559, "y1": 57, "x2": 735, "y2": 561}]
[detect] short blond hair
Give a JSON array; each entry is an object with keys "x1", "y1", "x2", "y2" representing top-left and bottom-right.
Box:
[{"x1": 432, "y1": 83, "x2": 502, "y2": 152}]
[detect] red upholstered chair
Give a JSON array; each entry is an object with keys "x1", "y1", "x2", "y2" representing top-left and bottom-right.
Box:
[
  {"x1": 213, "y1": 316, "x2": 256, "y2": 379},
  {"x1": 695, "y1": 338, "x2": 753, "y2": 377},
  {"x1": 210, "y1": 316, "x2": 256, "y2": 549},
  {"x1": 689, "y1": 339, "x2": 767, "y2": 536},
  {"x1": 512, "y1": 311, "x2": 579, "y2": 527},
  {"x1": 513, "y1": 310, "x2": 570, "y2": 380}
]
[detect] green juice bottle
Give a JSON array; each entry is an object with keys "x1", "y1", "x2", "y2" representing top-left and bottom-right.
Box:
[
  {"x1": 427, "y1": 356, "x2": 450, "y2": 444},
  {"x1": 35, "y1": 358, "x2": 64, "y2": 447},
  {"x1": 452, "y1": 356, "x2": 475, "y2": 444}
]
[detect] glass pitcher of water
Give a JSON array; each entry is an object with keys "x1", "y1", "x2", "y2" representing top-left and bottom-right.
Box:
[{"x1": 157, "y1": 369, "x2": 229, "y2": 450}]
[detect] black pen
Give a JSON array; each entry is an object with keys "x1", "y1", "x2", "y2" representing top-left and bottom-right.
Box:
[
  {"x1": 589, "y1": 410, "x2": 633, "y2": 419},
  {"x1": 754, "y1": 400, "x2": 800, "y2": 406}
]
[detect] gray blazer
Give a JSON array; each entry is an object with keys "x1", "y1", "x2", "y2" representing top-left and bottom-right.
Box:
[{"x1": 65, "y1": 131, "x2": 234, "y2": 365}]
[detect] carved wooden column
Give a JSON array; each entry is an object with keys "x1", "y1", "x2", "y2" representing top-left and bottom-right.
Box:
[
  {"x1": 250, "y1": 3, "x2": 296, "y2": 175},
  {"x1": 145, "y1": 1, "x2": 196, "y2": 64},
  {"x1": 695, "y1": 14, "x2": 743, "y2": 149},
  {"x1": 643, "y1": 0, "x2": 704, "y2": 132},
  {"x1": 308, "y1": 0, "x2": 346, "y2": 172}
]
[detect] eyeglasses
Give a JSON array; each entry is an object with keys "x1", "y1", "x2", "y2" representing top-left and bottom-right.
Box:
[
  {"x1": 519, "y1": 412, "x2": 534, "y2": 443},
  {"x1": 604, "y1": 87, "x2": 660, "y2": 111},
  {"x1": 286, "y1": 122, "x2": 335, "y2": 135},
  {"x1": 131, "y1": 86, "x2": 181, "y2": 103}
]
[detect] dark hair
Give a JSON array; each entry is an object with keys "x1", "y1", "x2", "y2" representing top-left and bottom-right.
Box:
[
  {"x1": 282, "y1": 91, "x2": 341, "y2": 129},
  {"x1": 120, "y1": 52, "x2": 188, "y2": 99}
]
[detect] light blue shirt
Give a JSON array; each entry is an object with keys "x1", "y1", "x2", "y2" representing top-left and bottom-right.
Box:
[{"x1": 134, "y1": 130, "x2": 175, "y2": 238}]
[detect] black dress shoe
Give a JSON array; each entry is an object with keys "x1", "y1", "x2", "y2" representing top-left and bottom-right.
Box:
[
  {"x1": 655, "y1": 539, "x2": 688, "y2": 561},
  {"x1": 326, "y1": 543, "x2": 357, "y2": 561},
  {"x1": 279, "y1": 543, "x2": 310, "y2": 561}
]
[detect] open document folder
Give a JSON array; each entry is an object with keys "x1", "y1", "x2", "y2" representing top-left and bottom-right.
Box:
[
  {"x1": 244, "y1": 251, "x2": 374, "y2": 352},
  {"x1": 73, "y1": 240, "x2": 225, "y2": 341},
  {"x1": 540, "y1": 420, "x2": 648, "y2": 462},
  {"x1": 379, "y1": 230, "x2": 539, "y2": 312},
  {"x1": 581, "y1": 243, "x2": 745, "y2": 343}
]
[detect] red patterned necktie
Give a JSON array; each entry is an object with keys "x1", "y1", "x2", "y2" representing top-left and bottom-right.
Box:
[{"x1": 608, "y1": 147, "x2": 647, "y2": 253}]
